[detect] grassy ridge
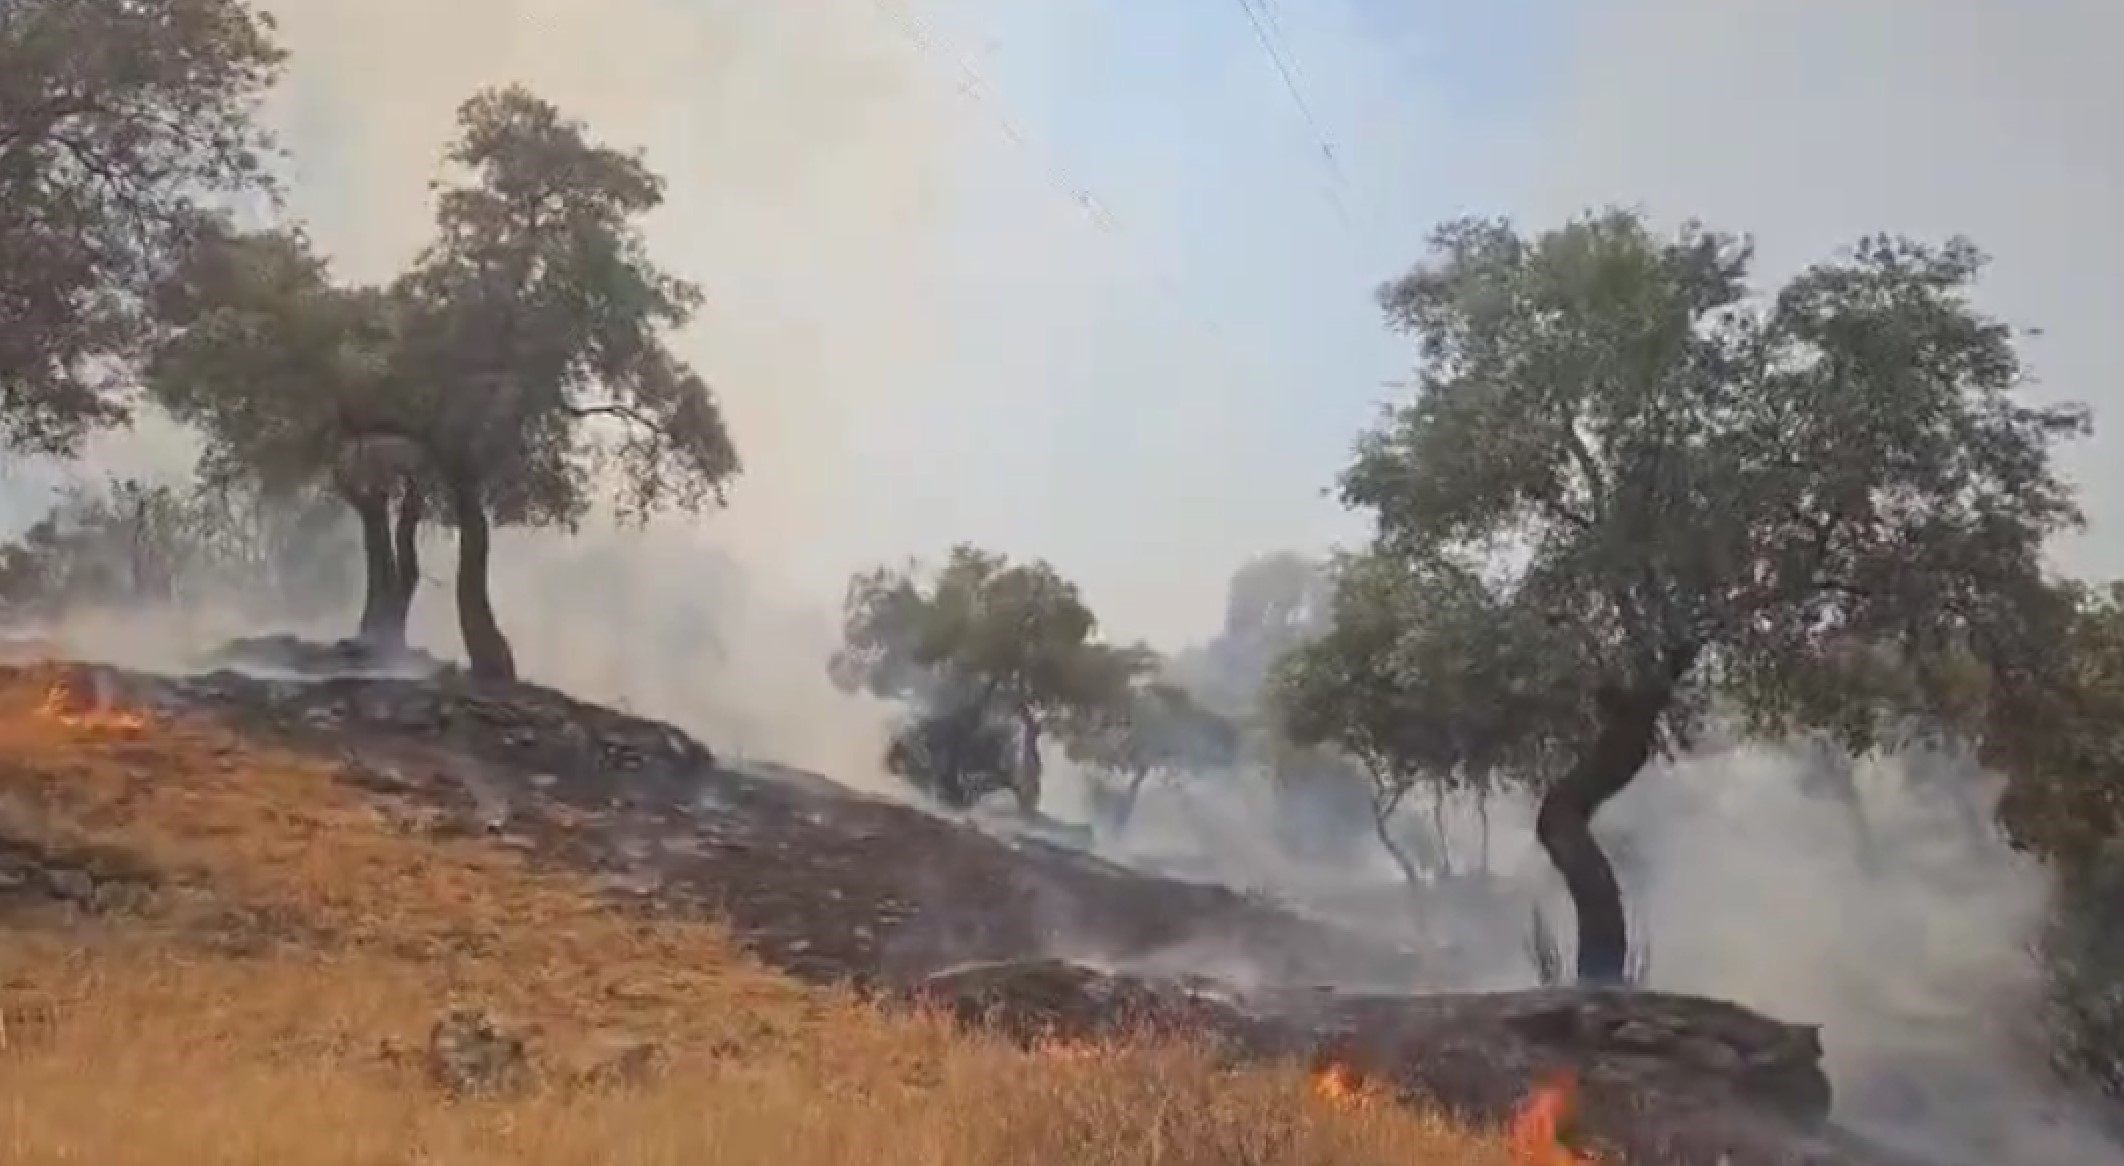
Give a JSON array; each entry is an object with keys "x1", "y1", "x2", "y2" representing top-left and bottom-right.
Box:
[{"x1": 0, "y1": 667, "x2": 1517, "y2": 1165}]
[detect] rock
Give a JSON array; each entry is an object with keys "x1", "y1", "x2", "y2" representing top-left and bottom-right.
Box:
[
  {"x1": 912, "y1": 959, "x2": 1904, "y2": 1166},
  {"x1": 426, "y1": 1007, "x2": 535, "y2": 1099},
  {"x1": 0, "y1": 835, "x2": 159, "y2": 918},
  {"x1": 44, "y1": 867, "x2": 95, "y2": 905}
]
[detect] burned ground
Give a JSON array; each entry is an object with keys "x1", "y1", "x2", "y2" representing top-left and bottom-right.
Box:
[{"x1": 0, "y1": 649, "x2": 1952, "y2": 1165}]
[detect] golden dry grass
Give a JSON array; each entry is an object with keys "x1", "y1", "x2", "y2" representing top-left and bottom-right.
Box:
[{"x1": 0, "y1": 665, "x2": 1521, "y2": 1165}]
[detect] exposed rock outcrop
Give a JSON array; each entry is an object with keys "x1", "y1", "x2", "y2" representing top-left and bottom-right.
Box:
[{"x1": 915, "y1": 959, "x2": 1922, "y2": 1166}]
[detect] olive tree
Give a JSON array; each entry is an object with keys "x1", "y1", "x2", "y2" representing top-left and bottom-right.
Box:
[
  {"x1": 1064, "y1": 679, "x2": 1239, "y2": 835},
  {"x1": 1170, "y1": 551, "x2": 1332, "y2": 715},
  {"x1": 0, "y1": 0, "x2": 283, "y2": 456},
  {"x1": 1276, "y1": 550, "x2": 1546, "y2": 890},
  {"x1": 370, "y1": 86, "x2": 740, "y2": 680},
  {"x1": 147, "y1": 222, "x2": 432, "y2": 649},
  {"x1": 830, "y1": 544, "x2": 1152, "y2": 813},
  {"x1": 1978, "y1": 580, "x2": 2124, "y2": 1103},
  {"x1": 1282, "y1": 210, "x2": 2084, "y2": 983}
]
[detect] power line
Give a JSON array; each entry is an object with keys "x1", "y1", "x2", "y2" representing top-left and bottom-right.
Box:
[
  {"x1": 869, "y1": 0, "x2": 1240, "y2": 346},
  {"x1": 1226, "y1": 0, "x2": 1355, "y2": 228}
]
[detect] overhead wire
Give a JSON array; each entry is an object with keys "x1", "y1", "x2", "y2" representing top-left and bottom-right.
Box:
[
  {"x1": 869, "y1": 0, "x2": 1237, "y2": 346},
  {"x1": 1226, "y1": 0, "x2": 1358, "y2": 230}
]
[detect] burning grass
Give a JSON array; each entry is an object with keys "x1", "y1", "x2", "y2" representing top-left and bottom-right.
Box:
[{"x1": 0, "y1": 665, "x2": 1529, "y2": 1165}]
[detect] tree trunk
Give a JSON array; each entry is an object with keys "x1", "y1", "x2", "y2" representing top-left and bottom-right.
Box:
[
  {"x1": 1373, "y1": 800, "x2": 1428, "y2": 891},
  {"x1": 1111, "y1": 770, "x2": 1152, "y2": 834},
  {"x1": 1431, "y1": 784, "x2": 1455, "y2": 878},
  {"x1": 352, "y1": 482, "x2": 425, "y2": 654},
  {"x1": 1010, "y1": 705, "x2": 1043, "y2": 815},
  {"x1": 937, "y1": 679, "x2": 1003, "y2": 809},
  {"x1": 1370, "y1": 784, "x2": 1438, "y2": 893},
  {"x1": 1476, "y1": 787, "x2": 1494, "y2": 875},
  {"x1": 1802, "y1": 737, "x2": 1879, "y2": 876},
  {"x1": 353, "y1": 493, "x2": 396, "y2": 644},
  {"x1": 935, "y1": 704, "x2": 977, "y2": 809},
  {"x1": 1535, "y1": 648, "x2": 1696, "y2": 986},
  {"x1": 375, "y1": 482, "x2": 424, "y2": 650},
  {"x1": 449, "y1": 482, "x2": 516, "y2": 682}
]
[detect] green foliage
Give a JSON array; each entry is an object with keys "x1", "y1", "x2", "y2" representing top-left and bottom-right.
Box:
[
  {"x1": 0, "y1": 475, "x2": 354, "y2": 621},
  {"x1": 832, "y1": 544, "x2": 1150, "y2": 716},
  {"x1": 1065, "y1": 680, "x2": 1239, "y2": 781},
  {"x1": 1275, "y1": 550, "x2": 1578, "y2": 798},
  {"x1": 148, "y1": 221, "x2": 406, "y2": 497},
  {"x1": 882, "y1": 703, "x2": 1022, "y2": 810},
  {"x1": 383, "y1": 85, "x2": 739, "y2": 524},
  {"x1": 1991, "y1": 580, "x2": 2124, "y2": 879},
  {"x1": 1170, "y1": 552, "x2": 1333, "y2": 716},
  {"x1": 0, "y1": 0, "x2": 284, "y2": 456},
  {"x1": 2038, "y1": 865, "x2": 2124, "y2": 1104},
  {"x1": 831, "y1": 544, "x2": 1156, "y2": 811},
  {"x1": 146, "y1": 221, "x2": 438, "y2": 648},
  {"x1": 1289, "y1": 209, "x2": 2084, "y2": 981},
  {"x1": 1065, "y1": 679, "x2": 1240, "y2": 832},
  {"x1": 1297, "y1": 208, "x2": 2083, "y2": 781}
]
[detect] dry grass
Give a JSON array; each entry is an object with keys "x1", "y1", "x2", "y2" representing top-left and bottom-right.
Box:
[{"x1": 0, "y1": 666, "x2": 1520, "y2": 1165}]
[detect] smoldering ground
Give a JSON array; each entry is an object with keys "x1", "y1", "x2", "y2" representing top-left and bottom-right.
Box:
[
  {"x1": 1064, "y1": 741, "x2": 2124, "y2": 1166},
  {"x1": 8, "y1": 1, "x2": 2124, "y2": 1164}
]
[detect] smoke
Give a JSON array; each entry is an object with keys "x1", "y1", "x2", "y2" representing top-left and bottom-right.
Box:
[
  {"x1": 8, "y1": 1, "x2": 2123, "y2": 1162},
  {"x1": 21, "y1": 0, "x2": 1004, "y2": 787},
  {"x1": 1060, "y1": 718, "x2": 2120, "y2": 1163}
]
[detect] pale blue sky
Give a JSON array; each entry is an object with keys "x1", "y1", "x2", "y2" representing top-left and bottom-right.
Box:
[
  {"x1": 834, "y1": 0, "x2": 1570, "y2": 637},
  {"x1": 39, "y1": 0, "x2": 2124, "y2": 655},
  {"x1": 849, "y1": 0, "x2": 2124, "y2": 644}
]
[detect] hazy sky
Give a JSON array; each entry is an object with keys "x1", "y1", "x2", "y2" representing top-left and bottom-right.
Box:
[{"x1": 48, "y1": 0, "x2": 2124, "y2": 648}]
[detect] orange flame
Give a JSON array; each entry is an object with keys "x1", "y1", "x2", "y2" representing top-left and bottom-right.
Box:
[
  {"x1": 37, "y1": 679, "x2": 150, "y2": 735},
  {"x1": 1310, "y1": 1060, "x2": 1373, "y2": 1110},
  {"x1": 1031, "y1": 1037, "x2": 1107, "y2": 1063},
  {"x1": 1509, "y1": 1070, "x2": 1590, "y2": 1166}
]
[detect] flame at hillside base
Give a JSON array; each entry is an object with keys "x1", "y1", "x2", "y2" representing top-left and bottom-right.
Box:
[
  {"x1": 36, "y1": 678, "x2": 150, "y2": 735},
  {"x1": 1510, "y1": 1070, "x2": 1590, "y2": 1166},
  {"x1": 1311, "y1": 1060, "x2": 1372, "y2": 1110},
  {"x1": 1311, "y1": 1059, "x2": 1589, "y2": 1163},
  {"x1": 1030, "y1": 1036, "x2": 1110, "y2": 1063}
]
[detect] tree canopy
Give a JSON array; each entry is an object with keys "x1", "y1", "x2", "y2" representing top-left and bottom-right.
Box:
[
  {"x1": 146, "y1": 222, "x2": 433, "y2": 649},
  {"x1": 1988, "y1": 580, "x2": 2124, "y2": 881},
  {"x1": 1281, "y1": 209, "x2": 2086, "y2": 982},
  {"x1": 830, "y1": 544, "x2": 1157, "y2": 812},
  {"x1": 0, "y1": 0, "x2": 284, "y2": 456},
  {"x1": 1064, "y1": 678, "x2": 1240, "y2": 834},
  {"x1": 1170, "y1": 551, "x2": 1333, "y2": 716},
  {"x1": 352, "y1": 86, "x2": 742, "y2": 679}
]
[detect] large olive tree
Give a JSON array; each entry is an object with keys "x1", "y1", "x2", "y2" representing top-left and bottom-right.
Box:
[
  {"x1": 366, "y1": 87, "x2": 740, "y2": 680},
  {"x1": 146, "y1": 223, "x2": 432, "y2": 649},
  {"x1": 1281, "y1": 210, "x2": 2084, "y2": 983},
  {"x1": 0, "y1": 0, "x2": 283, "y2": 456}
]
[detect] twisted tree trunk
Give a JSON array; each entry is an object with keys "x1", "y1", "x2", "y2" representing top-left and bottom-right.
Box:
[
  {"x1": 1535, "y1": 646, "x2": 1697, "y2": 985},
  {"x1": 450, "y1": 481, "x2": 515, "y2": 682},
  {"x1": 353, "y1": 492, "x2": 395, "y2": 644},
  {"x1": 1010, "y1": 704, "x2": 1044, "y2": 815},
  {"x1": 352, "y1": 481, "x2": 426, "y2": 654},
  {"x1": 379, "y1": 481, "x2": 424, "y2": 644}
]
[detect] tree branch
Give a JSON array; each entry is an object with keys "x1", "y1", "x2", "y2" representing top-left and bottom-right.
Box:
[{"x1": 563, "y1": 398, "x2": 663, "y2": 433}]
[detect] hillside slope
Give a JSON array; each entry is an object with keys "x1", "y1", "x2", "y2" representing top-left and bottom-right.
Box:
[{"x1": 0, "y1": 659, "x2": 1518, "y2": 1166}]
